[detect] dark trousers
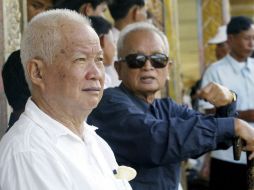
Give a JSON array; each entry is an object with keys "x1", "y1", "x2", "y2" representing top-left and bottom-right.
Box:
[{"x1": 209, "y1": 158, "x2": 247, "y2": 190}]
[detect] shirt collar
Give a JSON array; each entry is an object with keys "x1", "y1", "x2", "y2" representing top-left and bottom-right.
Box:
[
  {"x1": 226, "y1": 54, "x2": 254, "y2": 74},
  {"x1": 24, "y1": 98, "x2": 97, "y2": 142},
  {"x1": 119, "y1": 83, "x2": 150, "y2": 112},
  {"x1": 118, "y1": 84, "x2": 160, "y2": 118},
  {"x1": 247, "y1": 57, "x2": 254, "y2": 73}
]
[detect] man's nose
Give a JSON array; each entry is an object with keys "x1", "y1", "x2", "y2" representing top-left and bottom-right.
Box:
[
  {"x1": 85, "y1": 62, "x2": 104, "y2": 80},
  {"x1": 142, "y1": 58, "x2": 154, "y2": 70}
]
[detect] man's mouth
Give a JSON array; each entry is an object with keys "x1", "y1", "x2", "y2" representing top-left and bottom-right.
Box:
[
  {"x1": 82, "y1": 87, "x2": 101, "y2": 92},
  {"x1": 140, "y1": 76, "x2": 155, "y2": 83}
]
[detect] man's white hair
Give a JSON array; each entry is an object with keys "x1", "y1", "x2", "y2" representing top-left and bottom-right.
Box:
[
  {"x1": 117, "y1": 22, "x2": 170, "y2": 58},
  {"x1": 20, "y1": 9, "x2": 91, "y2": 89}
]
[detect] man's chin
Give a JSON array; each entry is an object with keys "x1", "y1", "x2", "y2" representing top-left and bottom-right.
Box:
[
  {"x1": 142, "y1": 88, "x2": 159, "y2": 95},
  {"x1": 79, "y1": 100, "x2": 100, "y2": 111}
]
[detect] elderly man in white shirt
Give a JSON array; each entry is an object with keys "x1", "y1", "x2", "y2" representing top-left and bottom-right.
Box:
[{"x1": 0, "y1": 9, "x2": 134, "y2": 190}]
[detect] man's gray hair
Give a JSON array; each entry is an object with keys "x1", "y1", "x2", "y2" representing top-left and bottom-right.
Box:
[
  {"x1": 117, "y1": 22, "x2": 170, "y2": 58},
  {"x1": 20, "y1": 9, "x2": 91, "y2": 89}
]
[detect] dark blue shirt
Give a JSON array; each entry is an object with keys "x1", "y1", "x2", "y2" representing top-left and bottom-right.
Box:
[{"x1": 87, "y1": 84, "x2": 237, "y2": 190}]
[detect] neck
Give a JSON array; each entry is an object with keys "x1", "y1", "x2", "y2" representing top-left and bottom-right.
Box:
[
  {"x1": 230, "y1": 52, "x2": 247, "y2": 62},
  {"x1": 136, "y1": 93, "x2": 155, "y2": 104},
  {"x1": 31, "y1": 96, "x2": 86, "y2": 138},
  {"x1": 114, "y1": 19, "x2": 131, "y2": 31}
]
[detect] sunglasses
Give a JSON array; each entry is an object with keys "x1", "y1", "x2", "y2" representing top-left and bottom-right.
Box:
[{"x1": 118, "y1": 53, "x2": 170, "y2": 69}]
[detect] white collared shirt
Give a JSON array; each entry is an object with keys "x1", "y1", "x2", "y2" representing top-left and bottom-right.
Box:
[{"x1": 0, "y1": 99, "x2": 131, "y2": 190}]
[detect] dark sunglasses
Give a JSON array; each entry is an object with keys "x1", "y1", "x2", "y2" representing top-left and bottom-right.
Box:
[{"x1": 118, "y1": 53, "x2": 171, "y2": 69}]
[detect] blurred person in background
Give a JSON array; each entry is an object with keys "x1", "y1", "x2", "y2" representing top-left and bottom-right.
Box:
[
  {"x1": 54, "y1": 0, "x2": 109, "y2": 17},
  {"x1": 27, "y1": 0, "x2": 53, "y2": 21},
  {"x1": 199, "y1": 16, "x2": 254, "y2": 190},
  {"x1": 2, "y1": 0, "x2": 54, "y2": 129},
  {"x1": 208, "y1": 25, "x2": 230, "y2": 60},
  {"x1": 108, "y1": 0, "x2": 147, "y2": 41},
  {"x1": 106, "y1": 0, "x2": 148, "y2": 87},
  {"x1": 190, "y1": 25, "x2": 229, "y2": 111}
]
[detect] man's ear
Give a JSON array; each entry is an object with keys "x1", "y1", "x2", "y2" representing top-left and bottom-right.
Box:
[
  {"x1": 227, "y1": 34, "x2": 234, "y2": 45},
  {"x1": 99, "y1": 35, "x2": 105, "y2": 49},
  {"x1": 80, "y1": 3, "x2": 94, "y2": 16},
  {"x1": 114, "y1": 60, "x2": 122, "y2": 80},
  {"x1": 26, "y1": 59, "x2": 45, "y2": 88},
  {"x1": 131, "y1": 6, "x2": 140, "y2": 21},
  {"x1": 131, "y1": 5, "x2": 141, "y2": 22}
]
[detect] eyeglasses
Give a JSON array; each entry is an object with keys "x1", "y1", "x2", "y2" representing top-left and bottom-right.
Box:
[{"x1": 118, "y1": 53, "x2": 171, "y2": 69}]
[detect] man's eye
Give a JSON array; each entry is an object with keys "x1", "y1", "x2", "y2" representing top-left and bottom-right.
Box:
[
  {"x1": 243, "y1": 36, "x2": 251, "y2": 41},
  {"x1": 74, "y1": 58, "x2": 87, "y2": 63},
  {"x1": 95, "y1": 57, "x2": 104, "y2": 62}
]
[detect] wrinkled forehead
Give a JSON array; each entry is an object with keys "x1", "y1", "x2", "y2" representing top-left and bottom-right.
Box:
[
  {"x1": 59, "y1": 24, "x2": 101, "y2": 52},
  {"x1": 61, "y1": 23, "x2": 98, "y2": 40}
]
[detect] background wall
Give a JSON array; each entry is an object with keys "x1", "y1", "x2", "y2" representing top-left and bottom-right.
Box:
[
  {"x1": 178, "y1": 0, "x2": 199, "y2": 92},
  {"x1": 0, "y1": 0, "x2": 23, "y2": 137}
]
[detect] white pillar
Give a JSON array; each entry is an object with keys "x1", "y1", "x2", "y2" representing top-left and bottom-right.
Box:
[
  {"x1": 0, "y1": 0, "x2": 23, "y2": 138},
  {"x1": 222, "y1": 0, "x2": 231, "y2": 24}
]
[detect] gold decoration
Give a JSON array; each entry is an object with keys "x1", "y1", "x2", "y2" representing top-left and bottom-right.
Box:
[{"x1": 201, "y1": 0, "x2": 224, "y2": 69}]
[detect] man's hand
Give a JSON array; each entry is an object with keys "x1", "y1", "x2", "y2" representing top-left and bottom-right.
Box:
[
  {"x1": 235, "y1": 118, "x2": 254, "y2": 160},
  {"x1": 197, "y1": 82, "x2": 235, "y2": 107}
]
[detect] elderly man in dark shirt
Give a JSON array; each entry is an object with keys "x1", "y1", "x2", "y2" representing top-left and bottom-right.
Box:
[{"x1": 87, "y1": 22, "x2": 254, "y2": 190}]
